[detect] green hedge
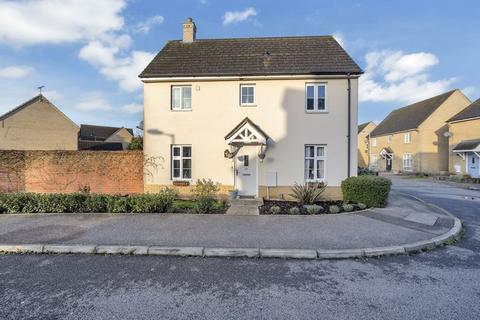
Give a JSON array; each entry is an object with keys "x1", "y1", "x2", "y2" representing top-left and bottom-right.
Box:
[
  {"x1": 0, "y1": 191, "x2": 177, "y2": 214},
  {"x1": 341, "y1": 176, "x2": 392, "y2": 207}
]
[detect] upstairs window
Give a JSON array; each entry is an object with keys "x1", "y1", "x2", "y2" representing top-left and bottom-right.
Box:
[
  {"x1": 240, "y1": 84, "x2": 256, "y2": 106},
  {"x1": 172, "y1": 86, "x2": 192, "y2": 110},
  {"x1": 387, "y1": 135, "x2": 393, "y2": 144},
  {"x1": 371, "y1": 138, "x2": 377, "y2": 147},
  {"x1": 306, "y1": 84, "x2": 326, "y2": 112},
  {"x1": 404, "y1": 132, "x2": 412, "y2": 143}
]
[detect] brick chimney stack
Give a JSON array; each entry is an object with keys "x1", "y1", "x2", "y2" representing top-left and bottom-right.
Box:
[{"x1": 182, "y1": 17, "x2": 196, "y2": 43}]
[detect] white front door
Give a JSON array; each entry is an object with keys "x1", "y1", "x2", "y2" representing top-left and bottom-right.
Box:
[
  {"x1": 236, "y1": 146, "x2": 257, "y2": 197},
  {"x1": 468, "y1": 153, "x2": 479, "y2": 178}
]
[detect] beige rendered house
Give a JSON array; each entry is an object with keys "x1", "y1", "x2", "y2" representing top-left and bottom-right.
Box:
[
  {"x1": 140, "y1": 18, "x2": 362, "y2": 199},
  {"x1": 357, "y1": 121, "x2": 376, "y2": 168},
  {"x1": 447, "y1": 98, "x2": 480, "y2": 177},
  {"x1": 0, "y1": 94, "x2": 79, "y2": 150},
  {"x1": 369, "y1": 90, "x2": 471, "y2": 174}
]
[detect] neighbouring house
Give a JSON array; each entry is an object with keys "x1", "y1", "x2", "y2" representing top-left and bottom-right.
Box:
[
  {"x1": 357, "y1": 121, "x2": 376, "y2": 168},
  {"x1": 78, "y1": 125, "x2": 134, "y2": 151},
  {"x1": 0, "y1": 94, "x2": 79, "y2": 150},
  {"x1": 369, "y1": 89, "x2": 471, "y2": 174},
  {"x1": 447, "y1": 98, "x2": 480, "y2": 177},
  {"x1": 140, "y1": 18, "x2": 362, "y2": 199}
]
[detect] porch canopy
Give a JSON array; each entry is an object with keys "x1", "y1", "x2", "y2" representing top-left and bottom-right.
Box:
[
  {"x1": 453, "y1": 139, "x2": 480, "y2": 158},
  {"x1": 379, "y1": 147, "x2": 394, "y2": 159},
  {"x1": 224, "y1": 117, "x2": 269, "y2": 146}
]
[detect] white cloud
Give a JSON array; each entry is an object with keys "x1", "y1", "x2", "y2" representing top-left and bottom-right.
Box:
[
  {"x1": 223, "y1": 7, "x2": 257, "y2": 25},
  {"x1": 0, "y1": 65, "x2": 33, "y2": 78},
  {"x1": 360, "y1": 50, "x2": 455, "y2": 104},
  {"x1": 73, "y1": 92, "x2": 112, "y2": 112},
  {"x1": 461, "y1": 86, "x2": 476, "y2": 97},
  {"x1": 121, "y1": 103, "x2": 143, "y2": 114},
  {"x1": 134, "y1": 15, "x2": 164, "y2": 34},
  {"x1": 0, "y1": 0, "x2": 126, "y2": 47},
  {"x1": 333, "y1": 32, "x2": 345, "y2": 48}
]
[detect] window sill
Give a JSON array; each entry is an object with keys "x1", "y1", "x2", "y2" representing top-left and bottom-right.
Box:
[
  {"x1": 171, "y1": 109, "x2": 193, "y2": 112},
  {"x1": 305, "y1": 110, "x2": 328, "y2": 114},
  {"x1": 240, "y1": 104, "x2": 257, "y2": 107}
]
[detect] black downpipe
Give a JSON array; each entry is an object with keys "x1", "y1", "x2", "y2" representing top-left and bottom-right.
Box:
[{"x1": 347, "y1": 74, "x2": 352, "y2": 177}]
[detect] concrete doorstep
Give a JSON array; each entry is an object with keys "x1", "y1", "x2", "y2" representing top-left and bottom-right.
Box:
[{"x1": 0, "y1": 216, "x2": 462, "y2": 260}]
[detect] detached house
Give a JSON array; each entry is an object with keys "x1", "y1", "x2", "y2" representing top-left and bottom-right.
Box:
[
  {"x1": 140, "y1": 18, "x2": 362, "y2": 199},
  {"x1": 357, "y1": 121, "x2": 376, "y2": 168},
  {"x1": 369, "y1": 90, "x2": 471, "y2": 174},
  {"x1": 0, "y1": 94, "x2": 79, "y2": 150},
  {"x1": 78, "y1": 124, "x2": 134, "y2": 151},
  {"x1": 447, "y1": 98, "x2": 480, "y2": 177}
]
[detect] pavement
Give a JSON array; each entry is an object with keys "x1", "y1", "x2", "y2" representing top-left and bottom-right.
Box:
[
  {"x1": 0, "y1": 191, "x2": 462, "y2": 259},
  {"x1": 0, "y1": 177, "x2": 479, "y2": 320}
]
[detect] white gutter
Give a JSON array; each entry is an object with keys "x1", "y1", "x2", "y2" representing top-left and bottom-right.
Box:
[{"x1": 140, "y1": 74, "x2": 361, "y2": 83}]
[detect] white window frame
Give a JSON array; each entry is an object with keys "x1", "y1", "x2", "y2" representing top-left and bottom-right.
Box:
[
  {"x1": 404, "y1": 132, "x2": 412, "y2": 144},
  {"x1": 305, "y1": 83, "x2": 327, "y2": 113},
  {"x1": 171, "y1": 145, "x2": 192, "y2": 181},
  {"x1": 403, "y1": 153, "x2": 413, "y2": 171},
  {"x1": 371, "y1": 138, "x2": 377, "y2": 147},
  {"x1": 171, "y1": 85, "x2": 192, "y2": 111},
  {"x1": 387, "y1": 135, "x2": 393, "y2": 144},
  {"x1": 240, "y1": 84, "x2": 256, "y2": 106},
  {"x1": 304, "y1": 145, "x2": 327, "y2": 183},
  {"x1": 370, "y1": 154, "x2": 379, "y2": 169}
]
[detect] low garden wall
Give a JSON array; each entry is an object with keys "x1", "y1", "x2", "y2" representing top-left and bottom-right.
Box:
[{"x1": 0, "y1": 150, "x2": 144, "y2": 194}]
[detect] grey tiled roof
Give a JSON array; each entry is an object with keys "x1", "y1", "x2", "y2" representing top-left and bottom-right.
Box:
[
  {"x1": 452, "y1": 139, "x2": 480, "y2": 152},
  {"x1": 448, "y1": 98, "x2": 480, "y2": 122},
  {"x1": 140, "y1": 36, "x2": 363, "y2": 78},
  {"x1": 78, "y1": 140, "x2": 124, "y2": 151},
  {"x1": 358, "y1": 122, "x2": 372, "y2": 133},
  {"x1": 370, "y1": 90, "x2": 457, "y2": 137},
  {"x1": 79, "y1": 125, "x2": 133, "y2": 141}
]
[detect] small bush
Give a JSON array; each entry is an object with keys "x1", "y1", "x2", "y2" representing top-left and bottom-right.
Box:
[
  {"x1": 192, "y1": 179, "x2": 220, "y2": 198},
  {"x1": 358, "y1": 167, "x2": 378, "y2": 176},
  {"x1": 195, "y1": 197, "x2": 218, "y2": 213},
  {"x1": 341, "y1": 176, "x2": 391, "y2": 208},
  {"x1": 304, "y1": 205, "x2": 322, "y2": 215},
  {"x1": 342, "y1": 204, "x2": 354, "y2": 212},
  {"x1": 288, "y1": 207, "x2": 300, "y2": 215},
  {"x1": 290, "y1": 182, "x2": 327, "y2": 205},
  {"x1": 357, "y1": 203, "x2": 367, "y2": 210},
  {"x1": 329, "y1": 205, "x2": 340, "y2": 214},
  {"x1": 269, "y1": 205, "x2": 281, "y2": 214}
]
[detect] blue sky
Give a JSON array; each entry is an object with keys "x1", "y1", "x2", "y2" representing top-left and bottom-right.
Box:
[{"x1": 0, "y1": 0, "x2": 478, "y2": 129}]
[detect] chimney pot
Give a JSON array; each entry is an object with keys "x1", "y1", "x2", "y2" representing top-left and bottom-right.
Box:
[{"x1": 183, "y1": 17, "x2": 196, "y2": 43}]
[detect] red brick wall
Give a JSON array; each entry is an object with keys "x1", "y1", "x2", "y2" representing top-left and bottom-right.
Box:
[{"x1": 0, "y1": 151, "x2": 143, "y2": 194}]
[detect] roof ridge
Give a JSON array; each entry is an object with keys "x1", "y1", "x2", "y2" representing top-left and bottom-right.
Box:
[{"x1": 169, "y1": 35, "x2": 335, "y2": 42}]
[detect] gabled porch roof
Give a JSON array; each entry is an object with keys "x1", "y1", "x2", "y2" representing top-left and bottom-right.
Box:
[{"x1": 224, "y1": 117, "x2": 269, "y2": 146}]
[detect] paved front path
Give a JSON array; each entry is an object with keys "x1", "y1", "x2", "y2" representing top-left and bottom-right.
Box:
[
  {"x1": 0, "y1": 193, "x2": 454, "y2": 250},
  {"x1": 0, "y1": 177, "x2": 479, "y2": 320}
]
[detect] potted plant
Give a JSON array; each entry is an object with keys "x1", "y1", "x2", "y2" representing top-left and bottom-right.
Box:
[{"x1": 228, "y1": 189, "x2": 238, "y2": 200}]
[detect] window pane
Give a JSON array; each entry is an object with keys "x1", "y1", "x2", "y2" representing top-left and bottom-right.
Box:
[
  {"x1": 317, "y1": 85, "x2": 325, "y2": 98},
  {"x1": 183, "y1": 168, "x2": 191, "y2": 179},
  {"x1": 183, "y1": 159, "x2": 191, "y2": 170},
  {"x1": 182, "y1": 86, "x2": 191, "y2": 98},
  {"x1": 182, "y1": 146, "x2": 191, "y2": 157},
  {"x1": 306, "y1": 159, "x2": 314, "y2": 179},
  {"x1": 317, "y1": 160, "x2": 325, "y2": 179},
  {"x1": 305, "y1": 146, "x2": 314, "y2": 157},
  {"x1": 317, "y1": 98, "x2": 325, "y2": 110},
  {"x1": 306, "y1": 86, "x2": 314, "y2": 110},
  {"x1": 172, "y1": 88, "x2": 181, "y2": 109},
  {"x1": 317, "y1": 146, "x2": 324, "y2": 157},
  {"x1": 173, "y1": 147, "x2": 180, "y2": 156},
  {"x1": 173, "y1": 159, "x2": 180, "y2": 178},
  {"x1": 182, "y1": 98, "x2": 191, "y2": 109},
  {"x1": 243, "y1": 155, "x2": 249, "y2": 167}
]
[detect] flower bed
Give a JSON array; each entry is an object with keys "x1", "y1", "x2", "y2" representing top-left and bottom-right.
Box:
[
  {"x1": 260, "y1": 199, "x2": 366, "y2": 215},
  {"x1": 0, "y1": 192, "x2": 227, "y2": 214}
]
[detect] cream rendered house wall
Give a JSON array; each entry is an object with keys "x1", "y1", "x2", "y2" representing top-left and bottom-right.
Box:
[
  {"x1": 105, "y1": 128, "x2": 134, "y2": 149},
  {"x1": 143, "y1": 76, "x2": 358, "y2": 199},
  {"x1": 0, "y1": 99, "x2": 78, "y2": 150},
  {"x1": 448, "y1": 118, "x2": 480, "y2": 174}
]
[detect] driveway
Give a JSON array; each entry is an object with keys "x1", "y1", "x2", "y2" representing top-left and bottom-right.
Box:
[{"x1": 0, "y1": 177, "x2": 479, "y2": 320}]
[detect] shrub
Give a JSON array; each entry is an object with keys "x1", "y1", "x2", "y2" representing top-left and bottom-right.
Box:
[
  {"x1": 304, "y1": 205, "x2": 322, "y2": 215},
  {"x1": 192, "y1": 179, "x2": 220, "y2": 199},
  {"x1": 195, "y1": 197, "x2": 218, "y2": 213},
  {"x1": 269, "y1": 205, "x2": 281, "y2": 214},
  {"x1": 288, "y1": 207, "x2": 300, "y2": 215},
  {"x1": 358, "y1": 167, "x2": 378, "y2": 176},
  {"x1": 357, "y1": 203, "x2": 367, "y2": 210},
  {"x1": 289, "y1": 183, "x2": 327, "y2": 205},
  {"x1": 341, "y1": 176, "x2": 391, "y2": 208},
  {"x1": 329, "y1": 205, "x2": 340, "y2": 214},
  {"x1": 342, "y1": 204, "x2": 354, "y2": 212}
]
